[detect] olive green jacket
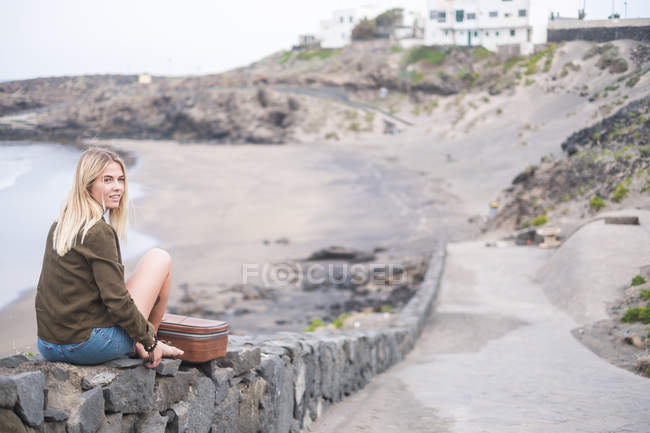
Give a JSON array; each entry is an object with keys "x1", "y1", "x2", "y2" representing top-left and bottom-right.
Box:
[{"x1": 35, "y1": 218, "x2": 155, "y2": 348}]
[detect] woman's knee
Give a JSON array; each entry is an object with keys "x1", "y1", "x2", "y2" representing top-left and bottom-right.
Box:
[{"x1": 145, "y1": 248, "x2": 172, "y2": 269}]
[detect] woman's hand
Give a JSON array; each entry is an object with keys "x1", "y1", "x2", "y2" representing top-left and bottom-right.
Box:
[
  {"x1": 144, "y1": 344, "x2": 163, "y2": 368},
  {"x1": 135, "y1": 340, "x2": 183, "y2": 369}
]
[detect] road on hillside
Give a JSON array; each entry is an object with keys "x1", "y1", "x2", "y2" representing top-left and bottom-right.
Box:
[{"x1": 309, "y1": 242, "x2": 650, "y2": 433}]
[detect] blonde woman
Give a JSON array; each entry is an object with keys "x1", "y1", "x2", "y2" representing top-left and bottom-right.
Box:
[{"x1": 35, "y1": 148, "x2": 183, "y2": 368}]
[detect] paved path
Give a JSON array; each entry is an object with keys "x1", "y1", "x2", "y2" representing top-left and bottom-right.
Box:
[{"x1": 309, "y1": 242, "x2": 650, "y2": 433}]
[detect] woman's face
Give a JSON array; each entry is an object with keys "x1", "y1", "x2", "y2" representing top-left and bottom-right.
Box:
[{"x1": 89, "y1": 161, "x2": 125, "y2": 210}]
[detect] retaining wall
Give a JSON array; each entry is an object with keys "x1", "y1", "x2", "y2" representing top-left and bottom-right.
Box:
[
  {"x1": 0, "y1": 246, "x2": 445, "y2": 433},
  {"x1": 548, "y1": 19, "x2": 650, "y2": 43}
]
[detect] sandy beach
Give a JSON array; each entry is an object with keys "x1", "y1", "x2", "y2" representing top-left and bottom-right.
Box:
[{"x1": 0, "y1": 134, "x2": 473, "y2": 355}]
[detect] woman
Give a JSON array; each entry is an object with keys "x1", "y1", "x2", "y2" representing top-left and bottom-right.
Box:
[{"x1": 35, "y1": 147, "x2": 183, "y2": 368}]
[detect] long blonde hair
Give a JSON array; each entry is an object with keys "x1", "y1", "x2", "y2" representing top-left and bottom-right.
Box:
[{"x1": 53, "y1": 147, "x2": 129, "y2": 256}]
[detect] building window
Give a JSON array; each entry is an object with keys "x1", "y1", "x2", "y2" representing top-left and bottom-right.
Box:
[
  {"x1": 444, "y1": 30, "x2": 449, "y2": 35},
  {"x1": 510, "y1": 29, "x2": 516, "y2": 36},
  {"x1": 519, "y1": 9, "x2": 527, "y2": 17},
  {"x1": 504, "y1": 12, "x2": 511, "y2": 18},
  {"x1": 438, "y1": 11, "x2": 446, "y2": 23},
  {"x1": 459, "y1": 30, "x2": 464, "y2": 35},
  {"x1": 489, "y1": 11, "x2": 498, "y2": 18},
  {"x1": 485, "y1": 31, "x2": 489, "y2": 36},
  {"x1": 496, "y1": 31, "x2": 500, "y2": 36},
  {"x1": 430, "y1": 10, "x2": 435, "y2": 20},
  {"x1": 456, "y1": 9, "x2": 464, "y2": 22},
  {"x1": 474, "y1": 31, "x2": 478, "y2": 37},
  {"x1": 349, "y1": 16, "x2": 354, "y2": 23},
  {"x1": 467, "y1": 12, "x2": 476, "y2": 20},
  {"x1": 339, "y1": 16, "x2": 344, "y2": 23}
]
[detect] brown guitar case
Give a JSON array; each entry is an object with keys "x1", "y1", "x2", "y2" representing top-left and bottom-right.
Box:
[{"x1": 157, "y1": 313, "x2": 229, "y2": 363}]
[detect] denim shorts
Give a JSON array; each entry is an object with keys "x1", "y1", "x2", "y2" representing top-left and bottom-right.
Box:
[{"x1": 37, "y1": 326, "x2": 135, "y2": 365}]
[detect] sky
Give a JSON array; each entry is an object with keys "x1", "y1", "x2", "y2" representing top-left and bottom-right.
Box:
[{"x1": 1, "y1": 0, "x2": 649, "y2": 81}]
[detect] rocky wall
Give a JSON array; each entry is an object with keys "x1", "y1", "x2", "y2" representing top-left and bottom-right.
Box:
[
  {"x1": 0, "y1": 246, "x2": 445, "y2": 433},
  {"x1": 548, "y1": 26, "x2": 650, "y2": 44}
]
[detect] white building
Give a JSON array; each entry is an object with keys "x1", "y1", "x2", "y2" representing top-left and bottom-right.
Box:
[
  {"x1": 318, "y1": 4, "x2": 425, "y2": 48},
  {"x1": 424, "y1": 0, "x2": 578, "y2": 55}
]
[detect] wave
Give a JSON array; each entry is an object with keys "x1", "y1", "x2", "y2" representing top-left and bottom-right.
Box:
[{"x1": 0, "y1": 156, "x2": 32, "y2": 191}]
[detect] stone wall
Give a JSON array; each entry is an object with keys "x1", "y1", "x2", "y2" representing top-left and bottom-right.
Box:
[
  {"x1": 547, "y1": 19, "x2": 650, "y2": 44},
  {"x1": 0, "y1": 246, "x2": 445, "y2": 433}
]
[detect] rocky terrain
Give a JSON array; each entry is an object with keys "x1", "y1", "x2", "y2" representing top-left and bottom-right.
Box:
[
  {"x1": 0, "y1": 40, "x2": 582, "y2": 144},
  {"x1": 169, "y1": 246, "x2": 430, "y2": 335},
  {"x1": 488, "y1": 94, "x2": 650, "y2": 232}
]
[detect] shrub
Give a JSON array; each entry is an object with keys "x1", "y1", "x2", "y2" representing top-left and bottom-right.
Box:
[
  {"x1": 612, "y1": 183, "x2": 629, "y2": 202},
  {"x1": 496, "y1": 108, "x2": 503, "y2": 115},
  {"x1": 405, "y1": 46, "x2": 446, "y2": 66},
  {"x1": 279, "y1": 51, "x2": 292, "y2": 64},
  {"x1": 352, "y1": 18, "x2": 377, "y2": 40},
  {"x1": 473, "y1": 46, "x2": 492, "y2": 61},
  {"x1": 503, "y1": 57, "x2": 522, "y2": 72},
  {"x1": 324, "y1": 132, "x2": 339, "y2": 140},
  {"x1": 532, "y1": 214, "x2": 548, "y2": 227},
  {"x1": 304, "y1": 318, "x2": 326, "y2": 332},
  {"x1": 521, "y1": 220, "x2": 530, "y2": 229},
  {"x1": 590, "y1": 195, "x2": 606, "y2": 211},
  {"x1": 411, "y1": 71, "x2": 425, "y2": 83},
  {"x1": 332, "y1": 313, "x2": 351, "y2": 329},
  {"x1": 622, "y1": 307, "x2": 642, "y2": 323},
  {"x1": 561, "y1": 193, "x2": 570, "y2": 202},
  {"x1": 297, "y1": 49, "x2": 340, "y2": 61},
  {"x1": 390, "y1": 45, "x2": 402, "y2": 53},
  {"x1": 640, "y1": 289, "x2": 650, "y2": 301},
  {"x1": 621, "y1": 304, "x2": 650, "y2": 324},
  {"x1": 632, "y1": 275, "x2": 647, "y2": 286},
  {"x1": 627, "y1": 75, "x2": 641, "y2": 88}
]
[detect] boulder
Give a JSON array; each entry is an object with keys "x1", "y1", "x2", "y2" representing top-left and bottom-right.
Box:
[
  {"x1": 236, "y1": 374, "x2": 267, "y2": 433},
  {"x1": 0, "y1": 408, "x2": 28, "y2": 433},
  {"x1": 135, "y1": 412, "x2": 168, "y2": 433},
  {"x1": 163, "y1": 401, "x2": 189, "y2": 433},
  {"x1": 66, "y1": 387, "x2": 105, "y2": 433},
  {"x1": 13, "y1": 371, "x2": 45, "y2": 427},
  {"x1": 0, "y1": 375, "x2": 18, "y2": 408},
  {"x1": 81, "y1": 372, "x2": 117, "y2": 390},
  {"x1": 43, "y1": 408, "x2": 68, "y2": 422},
  {"x1": 215, "y1": 346, "x2": 261, "y2": 376},
  {"x1": 102, "y1": 366, "x2": 155, "y2": 413},
  {"x1": 156, "y1": 359, "x2": 182, "y2": 377},
  {"x1": 97, "y1": 413, "x2": 122, "y2": 433},
  {"x1": 0, "y1": 355, "x2": 30, "y2": 369},
  {"x1": 186, "y1": 375, "x2": 215, "y2": 433},
  {"x1": 152, "y1": 370, "x2": 196, "y2": 411},
  {"x1": 307, "y1": 246, "x2": 375, "y2": 263},
  {"x1": 210, "y1": 387, "x2": 239, "y2": 433}
]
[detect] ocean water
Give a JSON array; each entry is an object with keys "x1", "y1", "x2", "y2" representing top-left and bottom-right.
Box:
[{"x1": 0, "y1": 142, "x2": 157, "y2": 309}]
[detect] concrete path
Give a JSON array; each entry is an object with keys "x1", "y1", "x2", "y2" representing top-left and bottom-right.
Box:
[{"x1": 309, "y1": 242, "x2": 650, "y2": 433}]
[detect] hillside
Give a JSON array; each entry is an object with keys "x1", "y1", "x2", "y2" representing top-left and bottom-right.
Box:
[{"x1": 5, "y1": 39, "x2": 648, "y2": 145}]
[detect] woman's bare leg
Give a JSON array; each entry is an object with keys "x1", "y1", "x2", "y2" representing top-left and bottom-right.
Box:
[{"x1": 126, "y1": 248, "x2": 182, "y2": 357}]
